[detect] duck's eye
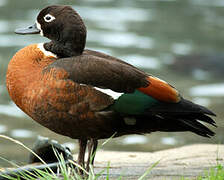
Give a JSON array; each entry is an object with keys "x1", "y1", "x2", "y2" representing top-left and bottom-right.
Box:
[{"x1": 44, "y1": 14, "x2": 56, "y2": 23}]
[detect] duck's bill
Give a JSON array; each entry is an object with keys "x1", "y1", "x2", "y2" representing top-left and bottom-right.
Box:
[{"x1": 15, "y1": 24, "x2": 40, "y2": 35}]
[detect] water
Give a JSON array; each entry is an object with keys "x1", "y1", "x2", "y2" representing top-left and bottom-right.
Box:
[{"x1": 0, "y1": 0, "x2": 224, "y2": 167}]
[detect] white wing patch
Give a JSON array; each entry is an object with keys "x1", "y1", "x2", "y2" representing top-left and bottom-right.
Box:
[
  {"x1": 94, "y1": 87, "x2": 123, "y2": 99},
  {"x1": 37, "y1": 43, "x2": 57, "y2": 58}
]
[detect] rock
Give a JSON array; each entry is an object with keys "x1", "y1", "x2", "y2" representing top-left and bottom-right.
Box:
[
  {"x1": 85, "y1": 144, "x2": 224, "y2": 179},
  {"x1": 29, "y1": 136, "x2": 73, "y2": 163}
]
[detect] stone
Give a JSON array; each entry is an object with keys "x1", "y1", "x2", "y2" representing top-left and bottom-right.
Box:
[{"x1": 85, "y1": 144, "x2": 224, "y2": 179}]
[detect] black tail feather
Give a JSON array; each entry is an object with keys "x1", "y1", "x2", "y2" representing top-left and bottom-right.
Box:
[
  {"x1": 142, "y1": 97, "x2": 217, "y2": 138},
  {"x1": 196, "y1": 103, "x2": 216, "y2": 116},
  {"x1": 178, "y1": 118, "x2": 215, "y2": 137},
  {"x1": 195, "y1": 114, "x2": 217, "y2": 127},
  {"x1": 148, "y1": 98, "x2": 216, "y2": 116}
]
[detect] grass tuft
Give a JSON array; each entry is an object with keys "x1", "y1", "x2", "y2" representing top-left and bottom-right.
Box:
[{"x1": 196, "y1": 164, "x2": 224, "y2": 180}]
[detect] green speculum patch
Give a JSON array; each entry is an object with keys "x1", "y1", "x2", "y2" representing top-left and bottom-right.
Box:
[{"x1": 111, "y1": 90, "x2": 158, "y2": 115}]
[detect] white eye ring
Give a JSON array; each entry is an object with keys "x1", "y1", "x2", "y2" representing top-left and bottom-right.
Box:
[{"x1": 43, "y1": 14, "x2": 56, "y2": 23}]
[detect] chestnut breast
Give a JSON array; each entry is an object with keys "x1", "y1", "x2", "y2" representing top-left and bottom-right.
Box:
[{"x1": 6, "y1": 44, "x2": 115, "y2": 139}]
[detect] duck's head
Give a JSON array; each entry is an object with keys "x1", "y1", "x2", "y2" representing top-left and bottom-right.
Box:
[{"x1": 15, "y1": 5, "x2": 87, "y2": 57}]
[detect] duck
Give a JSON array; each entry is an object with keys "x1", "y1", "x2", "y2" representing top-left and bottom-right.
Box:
[{"x1": 7, "y1": 5, "x2": 216, "y2": 173}]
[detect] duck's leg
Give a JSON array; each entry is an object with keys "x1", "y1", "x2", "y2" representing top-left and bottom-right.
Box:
[
  {"x1": 77, "y1": 139, "x2": 87, "y2": 174},
  {"x1": 86, "y1": 139, "x2": 98, "y2": 172}
]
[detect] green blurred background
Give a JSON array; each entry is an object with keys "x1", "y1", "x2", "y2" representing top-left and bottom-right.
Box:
[{"x1": 0, "y1": 0, "x2": 223, "y2": 167}]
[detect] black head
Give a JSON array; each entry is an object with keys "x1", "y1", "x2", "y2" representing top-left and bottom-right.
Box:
[
  {"x1": 36, "y1": 6, "x2": 86, "y2": 43},
  {"x1": 15, "y1": 5, "x2": 87, "y2": 57}
]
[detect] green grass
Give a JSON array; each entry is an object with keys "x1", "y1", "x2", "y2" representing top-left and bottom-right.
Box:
[
  {"x1": 0, "y1": 150, "x2": 157, "y2": 180},
  {"x1": 0, "y1": 134, "x2": 156, "y2": 180},
  {"x1": 0, "y1": 134, "x2": 223, "y2": 180},
  {"x1": 181, "y1": 164, "x2": 224, "y2": 180},
  {"x1": 196, "y1": 164, "x2": 224, "y2": 180}
]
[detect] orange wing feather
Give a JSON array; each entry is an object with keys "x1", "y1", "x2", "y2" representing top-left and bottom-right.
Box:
[{"x1": 137, "y1": 76, "x2": 181, "y2": 103}]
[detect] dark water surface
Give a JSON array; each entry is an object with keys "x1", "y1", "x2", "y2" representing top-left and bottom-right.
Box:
[{"x1": 0, "y1": 0, "x2": 224, "y2": 167}]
